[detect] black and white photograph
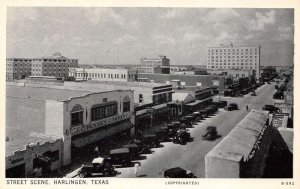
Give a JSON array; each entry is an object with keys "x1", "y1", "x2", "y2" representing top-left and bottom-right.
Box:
[{"x1": 3, "y1": 1, "x2": 297, "y2": 188}]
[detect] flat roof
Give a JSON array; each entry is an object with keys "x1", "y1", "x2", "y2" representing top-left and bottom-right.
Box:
[
  {"x1": 83, "y1": 80, "x2": 171, "y2": 88},
  {"x1": 7, "y1": 85, "x2": 92, "y2": 101},
  {"x1": 206, "y1": 110, "x2": 269, "y2": 162},
  {"x1": 6, "y1": 126, "x2": 60, "y2": 157}
]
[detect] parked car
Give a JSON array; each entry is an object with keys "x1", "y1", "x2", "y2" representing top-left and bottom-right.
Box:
[
  {"x1": 173, "y1": 129, "x2": 191, "y2": 144},
  {"x1": 122, "y1": 143, "x2": 145, "y2": 156},
  {"x1": 192, "y1": 112, "x2": 202, "y2": 122},
  {"x1": 164, "y1": 167, "x2": 196, "y2": 178},
  {"x1": 179, "y1": 117, "x2": 192, "y2": 128},
  {"x1": 198, "y1": 109, "x2": 208, "y2": 118},
  {"x1": 78, "y1": 157, "x2": 114, "y2": 178},
  {"x1": 205, "y1": 105, "x2": 218, "y2": 115},
  {"x1": 109, "y1": 148, "x2": 133, "y2": 166},
  {"x1": 155, "y1": 126, "x2": 171, "y2": 142},
  {"x1": 140, "y1": 134, "x2": 160, "y2": 148},
  {"x1": 262, "y1": 104, "x2": 280, "y2": 113},
  {"x1": 202, "y1": 126, "x2": 218, "y2": 140},
  {"x1": 217, "y1": 101, "x2": 228, "y2": 108},
  {"x1": 225, "y1": 103, "x2": 238, "y2": 111}
]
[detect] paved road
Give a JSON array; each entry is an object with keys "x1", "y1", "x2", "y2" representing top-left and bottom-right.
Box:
[{"x1": 114, "y1": 83, "x2": 276, "y2": 178}]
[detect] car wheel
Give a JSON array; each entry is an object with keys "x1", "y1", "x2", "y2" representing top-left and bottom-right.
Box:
[
  {"x1": 79, "y1": 171, "x2": 87, "y2": 178},
  {"x1": 103, "y1": 171, "x2": 110, "y2": 177}
]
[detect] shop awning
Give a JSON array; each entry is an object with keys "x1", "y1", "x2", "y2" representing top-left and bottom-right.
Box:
[
  {"x1": 72, "y1": 120, "x2": 132, "y2": 148},
  {"x1": 185, "y1": 98, "x2": 212, "y2": 106}
]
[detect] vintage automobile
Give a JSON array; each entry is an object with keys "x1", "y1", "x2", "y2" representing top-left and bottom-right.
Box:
[
  {"x1": 155, "y1": 126, "x2": 171, "y2": 142},
  {"x1": 164, "y1": 167, "x2": 197, "y2": 178},
  {"x1": 167, "y1": 122, "x2": 181, "y2": 138},
  {"x1": 202, "y1": 126, "x2": 218, "y2": 140},
  {"x1": 262, "y1": 104, "x2": 280, "y2": 114},
  {"x1": 78, "y1": 157, "x2": 115, "y2": 178},
  {"x1": 225, "y1": 103, "x2": 238, "y2": 111},
  {"x1": 251, "y1": 91, "x2": 256, "y2": 96},
  {"x1": 192, "y1": 112, "x2": 202, "y2": 122},
  {"x1": 218, "y1": 101, "x2": 228, "y2": 108},
  {"x1": 198, "y1": 109, "x2": 208, "y2": 118},
  {"x1": 205, "y1": 105, "x2": 218, "y2": 115},
  {"x1": 183, "y1": 116, "x2": 195, "y2": 126},
  {"x1": 122, "y1": 143, "x2": 145, "y2": 157},
  {"x1": 109, "y1": 148, "x2": 133, "y2": 166},
  {"x1": 140, "y1": 134, "x2": 160, "y2": 148},
  {"x1": 178, "y1": 117, "x2": 191, "y2": 128},
  {"x1": 173, "y1": 129, "x2": 191, "y2": 144}
]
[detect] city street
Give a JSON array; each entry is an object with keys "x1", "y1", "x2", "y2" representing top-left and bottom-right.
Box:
[{"x1": 113, "y1": 83, "x2": 276, "y2": 178}]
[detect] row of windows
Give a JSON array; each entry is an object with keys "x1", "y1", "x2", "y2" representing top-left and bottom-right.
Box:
[
  {"x1": 78, "y1": 72, "x2": 128, "y2": 79},
  {"x1": 210, "y1": 56, "x2": 258, "y2": 59},
  {"x1": 208, "y1": 63, "x2": 257, "y2": 66},
  {"x1": 208, "y1": 52, "x2": 258, "y2": 56},
  {"x1": 208, "y1": 48, "x2": 258, "y2": 52},
  {"x1": 209, "y1": 66, "x2": 254, "y2": 69},
  {"x1": 209, "y1": 59, "x2": 256, "y2": 63},
  {"x1": 71, "y1": 101, "x2": 131, "y2": 126}
]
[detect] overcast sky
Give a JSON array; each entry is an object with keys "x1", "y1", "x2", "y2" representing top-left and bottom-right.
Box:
[{"x1": 7, "y1": 8, "x2": 294, "y2": 66}]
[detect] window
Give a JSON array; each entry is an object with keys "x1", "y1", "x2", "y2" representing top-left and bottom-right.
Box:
[
  {"x1": 123, "y1": 101, "x2": 130, "y2": 112},
  {"x1": 91, "y1": 102, "x2": 118, "y2": 121},
  {"x1": 139, "y1": 94, "x2": 143, "y2": 103},
  {"x1": 71, "y1": 112, "x2": 83, "y2": 126}
]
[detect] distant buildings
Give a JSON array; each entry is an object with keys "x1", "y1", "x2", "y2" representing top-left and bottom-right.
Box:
[
  {"x1": 206, "y1": 46, "x2": 260, "y2": 79},
  {"x1": 6, "y1": 52, "x2": 78, "y2": 81},
  {"x1": 68, "y1": 68, "x2": 138, "y2": 82},
  {"x1": 137, "y1": 55, "x2": 170, "y2": 74},
  {"x1": 137, "y1": 73, "x2": 225, "y2": 94}
]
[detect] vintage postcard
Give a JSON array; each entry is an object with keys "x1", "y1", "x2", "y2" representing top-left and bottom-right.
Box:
[{"x1": 1, "y1": 0, "x2": 299, "y2": 189}]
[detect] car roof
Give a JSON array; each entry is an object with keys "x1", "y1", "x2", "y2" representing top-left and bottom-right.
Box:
[
  {"x1": 92, "y1": 157, "x2": 104, "y2": 164},
  {"x1": 164, "y1": 167, "x2": 187, "y2": 177},
  {"x1": 110, "y1": 148, "x2": 130, "y2": 154}
]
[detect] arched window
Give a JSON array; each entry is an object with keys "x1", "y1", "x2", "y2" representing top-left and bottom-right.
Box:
[
  {"x1": 70, "y1": 104, "x2": 84, "y2": 126},
  {"x1": 123, "y1": 96, "x2": 131, "y2": 112}
]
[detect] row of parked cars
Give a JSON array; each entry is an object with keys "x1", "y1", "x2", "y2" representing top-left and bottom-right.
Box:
[{"x1": 78, "y1": 100, "x2": 240, "y2": 178}]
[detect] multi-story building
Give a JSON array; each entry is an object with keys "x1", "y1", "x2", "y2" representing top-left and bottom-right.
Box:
[
  {"x1": 6, "y1": 84, "x2": 135, "y2": 166},
  {"x1": 31, "y1": 52, "x2": 78, "y2": 78},
  {"x1": 6, "y1": 52, "x2": 78, "y2": 80},
  {"x1": 137, "y1": 55, "x2": 170, "y2": 74},
  {"x1": 6, "y1": 58, "x2": 32, "y2": 81},
  {"x1": 207, "y1": 69, "x2": 252, "y2": 79},
  {"x1": 170, "y1": 66, "x2": 188, "y2": 73},
  {"x1": 206, "y1": 46, "x2": 260, "y2": 79},
  {"x1": 68, "y1": 68, "x2": 138, "y2": 82}
]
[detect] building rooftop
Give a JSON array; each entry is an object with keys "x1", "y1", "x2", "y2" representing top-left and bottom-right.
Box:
[
  {"x1": 6, "y1": 126, "x2": 60, "y2": 157},
  {"x1": 172, "y1": 92, "x2": 193, "y2": 102},
  {"x1": 206, "y1": 110, "x2": 269, "y2": 162},
  {"x1": 7, "y1": 85, "x2": 93, "y2": 101},
  {"x1": 84, "y1": 80, "x2": 170, "y2": 88}
]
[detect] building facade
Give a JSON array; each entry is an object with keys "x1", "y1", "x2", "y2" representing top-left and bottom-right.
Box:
[
  {"x1": 137, "y1": 55, "x2": 170, "y2": 74},
  {"x1": 206, "y1": 46, "x2": 260, "y2": 79},
  {"x1": 6, "y1": 52, "x2": 78, "y2": 80},
  {"x1": 6, "y1": 84, "x2": 135, "y2": 166},
  {"x1": 6, "y1": 58, "x2": 32, "y2": 81},
  {"x1": 6, "y1": 128, "x2": 63, "y2": 178},
  {"x1": 68, "y1": 68, "x2": 138, "y2": 82},
  {"x1": 31, "y1": 52, "x2": 78, "y2": 78}
]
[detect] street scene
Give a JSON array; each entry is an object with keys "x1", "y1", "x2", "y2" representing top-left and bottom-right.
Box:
[{"x1": 5, "y1": 7, "x2": 294, "y2": 179}]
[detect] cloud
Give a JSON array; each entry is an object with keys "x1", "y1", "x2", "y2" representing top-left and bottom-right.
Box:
[
  {"x1": 161, "y1": 9, "x2": 185, "y2": 19},
  {"x1": 205, "y1": 9, "x2": 240, "y2": 22},
  {"x1": 113, "y1": 34, "x2": 137, "y2": 45},
  {"x1": 154, "y1": 35, "x2": 176, "y2": 45},
  {"x1": 249, "y1": 10, "x2": 276, "y2": 31},
  {"x1": 41, "y1": 33, "x2": 66, "y2": 46},
  {"x1": 183, "y1": 33, "x2": 204, "y2": 41},
  {"x1": 85, "y1": 8, "x2": 124, "y2": 26}
]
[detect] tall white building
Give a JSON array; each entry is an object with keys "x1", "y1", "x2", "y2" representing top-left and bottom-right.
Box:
[{"x1": 206, "y1": 46, "x2": 260, "y2": 79}]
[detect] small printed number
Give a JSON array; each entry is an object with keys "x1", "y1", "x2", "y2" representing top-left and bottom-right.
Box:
[{"x1": 281, "y1": 181, "x2": 294, "y2": 185}]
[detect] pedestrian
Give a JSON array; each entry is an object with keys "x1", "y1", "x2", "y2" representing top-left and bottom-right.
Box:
[
  {"x1": 133, "y1": 163, "x2": 139, "y2": 177},
  {"x1": 246, "y1": 105, "x2": 249, "y2": 111}
]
